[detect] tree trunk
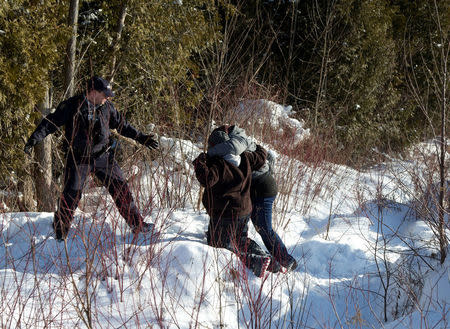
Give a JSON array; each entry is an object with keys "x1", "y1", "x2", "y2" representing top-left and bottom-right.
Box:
[
  {"x1": 433, "y1": 0, "x2": 448, "y2": 265},
  {"x1": 108, "y1": 1, "x2": 128, "y2": 82},
  {"x1": 18, "y1": 175, "x2": 35, "y2": 212},
  {"x1": 64, "y1": 0, "x2": 79, "y2": 97},
  {"x1": 33, "y1": 87, "x2": 54, "y2": 212},
  {"x1": 438, "y1": 41, "x2": 447, "y2": 264}
]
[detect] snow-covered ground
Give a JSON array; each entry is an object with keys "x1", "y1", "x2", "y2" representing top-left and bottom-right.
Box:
[{"x1": 0, "y1": 101, "x2": 448, "y2": 329}]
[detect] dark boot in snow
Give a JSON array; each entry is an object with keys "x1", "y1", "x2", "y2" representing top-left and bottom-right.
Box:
[
  {"x1": 266, "y1": 258, "x2": 282, "y2": 273},
  {"x1": 245, "y1": 239, "x2": 281, "y2": 273},
  {"x1": 247, "y1": 254, "x2": 271, "y2": 278},
  {"x1": 246, "y1": 238, "x2": 268, "y2": 256},
  {"x1": 281, "y1": 255, "x2": 298, "y2": 273}
]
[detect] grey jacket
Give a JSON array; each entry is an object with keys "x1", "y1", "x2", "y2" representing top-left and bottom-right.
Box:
[{"x1": 207, "y1": 126, "x2": 271, "y2": 180}]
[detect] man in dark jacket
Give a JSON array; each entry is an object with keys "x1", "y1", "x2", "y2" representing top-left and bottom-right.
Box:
[
  {"x1": 193, "y1": 129, "x2": 274, "y2": 277},
  {"x1": 24, "y1": 76, "x2": 158, "y2": 240}
]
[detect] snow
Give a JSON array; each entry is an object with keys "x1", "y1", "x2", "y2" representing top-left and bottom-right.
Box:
[
  {"x1": 0, "y1": 100, "x2": 448, "y2": 328},
  {"x1": 235, "y1": 99, "x2": 310, "y2": 146}
]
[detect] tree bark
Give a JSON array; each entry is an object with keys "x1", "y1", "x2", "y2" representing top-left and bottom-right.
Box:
[
  {"x1": 108, "y1": 1, "x2": 128, "y2": 82},
  {"x1": 18, "y1": 174, "x2": 35, "y2": 212},
  {"x1": 33, "y1": 87, "x2": 54, "y2": 212},
  {"x1": 64, "y1": 0, "x2": 79, "y2": 97},
  {"x1": 438, "y1": 37, "x2": 447, "y2": 265},
  {"x1": 432, "y1": 0, "x2": 448, "y2": 265}
]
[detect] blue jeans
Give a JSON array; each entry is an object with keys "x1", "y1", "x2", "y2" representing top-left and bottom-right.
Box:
[{"x1": 251, "y1": 196, "x2": 292, "y2": 266}]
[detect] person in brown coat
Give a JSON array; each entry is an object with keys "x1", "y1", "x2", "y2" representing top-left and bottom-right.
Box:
[{"x1": 193, "y1": 128, "x2": 278, "y2": 277}]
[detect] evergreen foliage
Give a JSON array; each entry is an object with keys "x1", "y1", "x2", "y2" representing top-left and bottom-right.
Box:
[
  {"x1": 328, "y1": 0, "x2": 402, "y2": 157},
  {"x1": 0, "y1": 0, "x2": 68, "y2": 182},
  {"x1": 393, "y1": 0, "x2": 449, "y2": 136},
  {"x1": 215, "y1": 0, "x2": 448, "y2": 162},
  {"x1": 0, "y1": 0, "x2": 447, "y2": 201},
  {"x1": 74, "y1": 0, "x2": 220, "y2": 131}
]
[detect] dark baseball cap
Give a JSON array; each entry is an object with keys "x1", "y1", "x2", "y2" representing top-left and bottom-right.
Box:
[{"x1": 87, "y1": 76, "x2": 115, "y2": 97}]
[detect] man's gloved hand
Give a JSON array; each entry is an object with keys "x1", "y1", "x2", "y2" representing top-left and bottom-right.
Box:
[
  {"x1": 24, "y1": 140, "x2": 36, "y2": 156},
  {"x1": 137, "y1": 133, "x2": 159, "y2": 150}
]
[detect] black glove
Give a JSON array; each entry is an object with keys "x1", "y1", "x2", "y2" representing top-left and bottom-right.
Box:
[
  {"x1": 137, "y1": 133, "x2": 159, "y2": 150},
  {"x1": 24, "y1": 140, "x2": 36, "y2": 155}
]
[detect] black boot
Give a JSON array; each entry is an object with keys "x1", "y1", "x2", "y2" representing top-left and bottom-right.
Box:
[
  {"x1": 280, "y1": 255, "x2": 298, "y2": 272},
  {"x1": 247, "y1": 254, "x2": 271, "y2": 278},
  {"x1": 266, "y1": 258, "x2": 282, "y2": 273}
]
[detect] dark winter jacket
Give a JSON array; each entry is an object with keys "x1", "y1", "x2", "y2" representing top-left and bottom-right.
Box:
[
  {"x1": 193, "y1": 145, "x2": 267, "y2": 220},
  {"x1": 27, "y1": 95, "x2": 144, "y2": 158},
  {"x1": 207, "y1": 125, "x2": 278, "y2": 199}
]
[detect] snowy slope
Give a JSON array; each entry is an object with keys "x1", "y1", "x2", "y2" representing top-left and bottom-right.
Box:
[{"x1": 0, "y1": 101, "x2": 448, "y2": 329}]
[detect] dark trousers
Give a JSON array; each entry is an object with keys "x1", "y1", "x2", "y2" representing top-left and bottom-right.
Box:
[
  {"x1": 53, "y1": 152, "x2": 143, "y2": 237},
  {"x1": 251, "y1": 196, "x2": 292, "y2": 267},
  {"x1": 206, "y1": 215, "x2": 267, "y2": 263}
]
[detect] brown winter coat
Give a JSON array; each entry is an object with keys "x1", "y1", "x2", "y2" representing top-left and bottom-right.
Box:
[{"x1": 193, "y1": 145, "x2": 267, "y2": 220}]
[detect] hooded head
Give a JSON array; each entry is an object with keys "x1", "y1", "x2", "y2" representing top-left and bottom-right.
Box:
[{"x1": 208, "y1": 126, "x2": 229, "y2": 148}]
